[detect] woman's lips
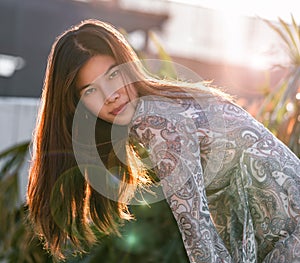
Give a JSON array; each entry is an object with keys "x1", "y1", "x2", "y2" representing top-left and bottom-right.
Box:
[{"x1": 110, "y1": 102, "x2": 128, "y2": 115}]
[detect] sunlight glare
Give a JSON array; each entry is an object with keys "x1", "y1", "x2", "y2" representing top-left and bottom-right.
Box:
[
  {"x1": 249, "y1": 55, "x2": 270, "y2": 70},
  {"x1": 286, "y1": 102, "x2": 295, "y2": 112},
  {"x1": 168, "y1": 0, "x2": 300, "y2": 21},
  {"x1": 126, "y1": 234, "x2": 138, "y2": 246}
]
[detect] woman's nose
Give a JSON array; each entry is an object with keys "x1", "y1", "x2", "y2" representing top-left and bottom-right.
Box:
[{"x1": 104, "y1": 92, "x2": 120, "y2": 104}]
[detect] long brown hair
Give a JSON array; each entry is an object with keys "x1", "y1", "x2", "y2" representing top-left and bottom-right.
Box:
[
  {"x1": 27, "y1": 19, "x2": 229, "y2": 260},
  {"x1": 27, "y1": 19, "x2": 150, "y2": 259}
]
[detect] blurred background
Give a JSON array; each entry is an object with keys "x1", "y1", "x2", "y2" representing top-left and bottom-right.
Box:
[{"x1": 0, "y1": 0, "x2": 299, "y2": 262}]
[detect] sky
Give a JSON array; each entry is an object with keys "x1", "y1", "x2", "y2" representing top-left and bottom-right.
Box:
[{"x1": 167, "y1": 0, "x2": 299, "y2": 21}]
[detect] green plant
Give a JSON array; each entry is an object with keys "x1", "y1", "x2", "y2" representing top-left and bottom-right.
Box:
[
  {"x1": 0, "y1": 142, "x2": 189, "y2": 263},
  {"x1": 257, "y1": 15, "x2": 300, "y2": 157},
  {"x1": 0, "y1": 141, "x2": 53, "y2": 262}
]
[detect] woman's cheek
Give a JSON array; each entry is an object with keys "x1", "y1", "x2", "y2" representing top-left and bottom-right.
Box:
[{"x1": 85, "y1": 98, "x2": 103, "y2": 117}]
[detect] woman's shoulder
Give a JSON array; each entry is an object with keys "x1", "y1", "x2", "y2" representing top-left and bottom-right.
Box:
[
  {"x1": 132, "y1": 94, "x2": 237, "y2": 124},
  {"x1": 132, "y1": 96, "x2": 188, "y2": 119}
]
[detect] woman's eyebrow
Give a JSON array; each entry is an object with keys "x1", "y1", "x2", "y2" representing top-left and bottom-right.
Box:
[
  {"x1": 78, "y1": 64, "x2": 118, "y2": 91},
  {"x1": 78, "y1": 83, "x2": 91, "y2": 91},
  {"x1": 104, "y1": 63, "x2": 118, "y2": 76}
]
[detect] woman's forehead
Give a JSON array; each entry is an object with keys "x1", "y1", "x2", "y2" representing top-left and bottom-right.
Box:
[{"x1": 76, "y1": 55, "x2": 116, "y2": 90}]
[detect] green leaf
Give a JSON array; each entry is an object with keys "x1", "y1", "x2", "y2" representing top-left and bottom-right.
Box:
[
  {"x1": 264, "y1": 19, "x2": 292, "y2": 50},
  {"x1": 291, "y1": 14, "x2": 300, "y2": 46},
  {"x1": 148, "y1": 31, "x2": 177, "y2": 79},
  {"x1": 278, "y1": 17, "x2": 298, "y2": 51},
  {"x1": 0, "y1": 141, "x2": 29, "y2": 159}
]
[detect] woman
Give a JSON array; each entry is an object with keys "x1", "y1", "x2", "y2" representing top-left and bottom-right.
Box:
[{"x1": 27, "y1": 19, "x2": 300, "y2": 262}]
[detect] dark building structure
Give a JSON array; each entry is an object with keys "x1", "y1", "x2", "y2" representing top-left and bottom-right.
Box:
[{"x1": 0, "y1": 0, "x2": 168, "y2": 97}]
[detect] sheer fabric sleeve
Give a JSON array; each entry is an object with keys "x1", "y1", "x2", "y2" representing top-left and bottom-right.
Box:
[{"x1": 129, "y1": 108, "x2": 233, "y2": 263}]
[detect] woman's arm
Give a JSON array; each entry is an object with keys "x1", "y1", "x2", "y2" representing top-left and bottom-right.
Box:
[{"x1": 129, "y1": 103, "x2": 233, "y2": 263}]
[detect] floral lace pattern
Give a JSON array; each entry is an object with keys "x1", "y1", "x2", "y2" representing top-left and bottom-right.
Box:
[{"x1": 129, "y1": 96, "x2": 300, "y2": 263}]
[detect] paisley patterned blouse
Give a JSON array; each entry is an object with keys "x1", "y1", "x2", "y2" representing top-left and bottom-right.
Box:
[{"x1": 129, "y1": 95, "x2": 300, "y2": 263}]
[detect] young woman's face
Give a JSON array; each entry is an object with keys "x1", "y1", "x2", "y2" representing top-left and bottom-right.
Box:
[{"x1": 76, "y1": 55, "x2": 138, "y2": 125}]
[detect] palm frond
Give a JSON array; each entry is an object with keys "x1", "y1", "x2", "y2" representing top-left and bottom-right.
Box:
[{"x1": 258, "y1": 15, "x2": 300, "y2": 157}]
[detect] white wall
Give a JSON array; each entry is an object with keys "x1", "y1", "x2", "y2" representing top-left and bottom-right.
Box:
[
  {"x1": 121, "y1": 0, "x2": 289, "y2": 70},
  {"x1": 0, "y1": 97, "x2": 40, "y2": 201}
]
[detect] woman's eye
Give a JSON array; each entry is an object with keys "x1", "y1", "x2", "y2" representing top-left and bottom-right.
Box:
[
  {"x1": 108, "y1": 69, "x2": 120, "y2": 80},
  {"x1": 84, "y1": 87, "x2": 96, "y2": 96}
]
